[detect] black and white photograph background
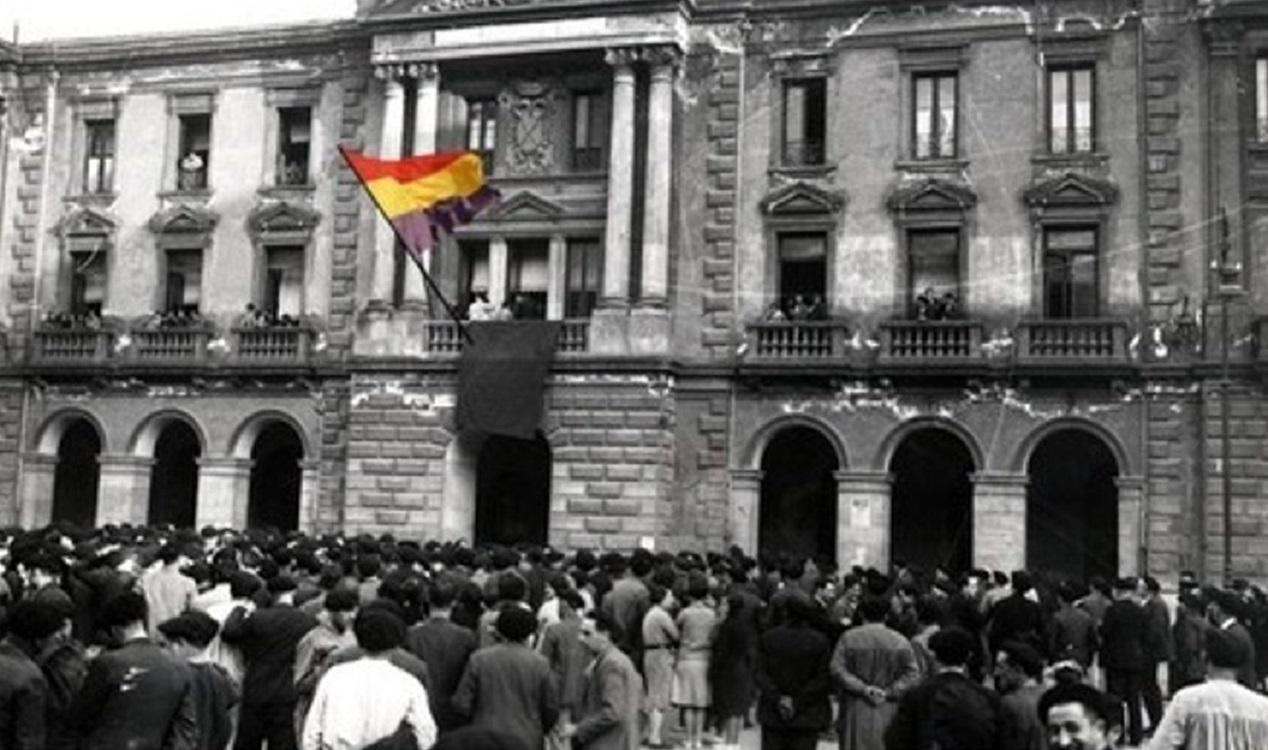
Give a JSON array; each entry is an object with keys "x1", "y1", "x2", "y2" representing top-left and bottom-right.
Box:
[{"x1": 0, "y1": 1, "x2": 1266, "y2": 749}]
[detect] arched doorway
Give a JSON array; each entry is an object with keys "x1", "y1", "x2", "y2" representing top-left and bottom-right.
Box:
[
  {"x1": 759, "y1": 426, "x2": 838, "y2": 561},
  {"x1": 51, "y1": 419, "x2": 101, "y2": 528},
  {"x1": 1027, "y1": 429, "x2": 1119, "y2": 582},
  {"x1": 148, "y1": 421, "x2": 201, "y2": 527},
  {"x1": 248, "y1": 422, "x2": 304, "y2": 532},
  {"x1": 475, "y1": 432, "x2": 550, "y2": 546},
  {"x1": 889, "y1": 428, "x2": 975, "y2": 574}
]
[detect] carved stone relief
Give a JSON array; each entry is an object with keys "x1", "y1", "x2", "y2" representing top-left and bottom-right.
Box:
[{"x1": 497, "y1": 79, "x2": 561, "y2": 176}]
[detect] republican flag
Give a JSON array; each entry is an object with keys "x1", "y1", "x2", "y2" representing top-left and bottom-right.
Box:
[{"x1": 339, "y1": 147, "x2": 500, "y2": 258}]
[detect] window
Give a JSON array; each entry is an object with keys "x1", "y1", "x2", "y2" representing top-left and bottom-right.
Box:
[
  {"x1": 1257, "y1": 57, "x2": 1268, "y2": 142},
  {"x1": 571, "y1": 92, "x2": 605, "y2": 171},
  {"x1": 507, "y1": 239, "x2": 549, "y2": 320},
  {"x1": 263, "y1": 246, "x2": 305, "y2": 319},
  {"x1": 164, "y1": 249, "x2": 203, "y2": 315},
  {"x1": 466, "y1": 98, "x2": 498, "y2": 176},
  {"x1": 565, "y1": 238, "x2": 602, "y2": 318},
  {"x1": 777, "y1": 233, "x2": 828, "y2": 318},
  {"x1": 70, "y1": 250, "x2": 106, "y2": 316},
  {"x1": 782, "y1": 79, "x2": 826, "y2": 166},
  {"x1": 908, "y1": 229, "x2": 961, "y2": 320},
  {"x1": 83, "y1": 119, "x2": 115, "y2": 194},
  {"x1": 459, "y1": 239, "x2": 490, "y2": 316},
  {"x1": 177, "y1": 113, "x2": 211, "y2": 190},
  {"x1": 1048, "y1": 65, "x2": 1095, "y2": 154},
  {"x1": 913, "y1": 73, "x2": 957, "y2": 160},
  {"x1": 1043, "y1": 227, "x2": 1098, "y2": 318},
  {"x1": 277, "y1": 107, "x2": 312, "y2": 186}
]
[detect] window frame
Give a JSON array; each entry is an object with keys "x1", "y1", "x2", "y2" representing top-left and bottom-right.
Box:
[
  {"x1": 1040, "y1": 224, "x2": 1100, "y2": 319},
  {"x1": 780, "y1": 77, "x2": 828, "y2": 167},
  {"x1": 82, "y1": 119, "x2": 116, "y2": 195},
  {"x1": 465, "y1": 97, "x2": 499, "y2": 176},
  {"x1": 564, "y1": 237, "x2": 603, "y2": 318},
  {"x1": 458, "y1": 239, "x2": 491, "y2": 316},
  {"x1": 910, "y1": 71, "x2": 958, "y2": 161},
  {"x1": 176, "y1": 112, "x2": 213, "y2": 191},
  {"x1": 276, "y1": 106, "x2": 313, "y2": 187},
  {"x1": 570, "y1": 91, "x2": 606, "y2": 172},
  {"x1": 259, "y1": 244, "x2": 306, "y2": 320},
  {"x1": 69, "y1": 248, "x2": 107, "y2": 317},
  {"x1": 505, "y1": 238, "x2": 549, "y2": 320},
  {"x1": 162, "y1": 247, "x2": 204, "y2": 316},
  {"x1": 905, "y1": 226, "x2": 964, "y2": 320},
  {"x1": 1256, "y1": 55, "x2": 1268, "y2": 144},
  {"x1": 774, "y1": 230, "x2": 831, "y2": 318},
  {"x1": 1046, "y1": 63, "x2": 1097, "y2": 155}
]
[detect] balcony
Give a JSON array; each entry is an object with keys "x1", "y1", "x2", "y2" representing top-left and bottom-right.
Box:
[
  {"x1": 877, "y1": 320, "x2": 984, "y2": 365},
  {"x1": 1016, "y1": 319, "x2": 1129, "y2": 365},
  {"x1": 422, "y1": 319, "x2": 592, "y2": 355},
  {"x1": 231, "y1": 326, "x2": 312, "y2": 365},
  {"x1": 746, "y1": 321, "x2": 850, "y2": 361},
  {"x1": 31, "y1": 328, "x2": 114, "y2": 366},
  {"x1": 128, "y1": 328, "x2": 211, "y2": 365}
]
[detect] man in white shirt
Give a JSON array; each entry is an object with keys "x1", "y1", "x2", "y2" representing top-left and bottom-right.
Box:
[
  {"x1": 1147, "y1": 628, "x2": 1268, "y2": 750},
  {"x1": 303, "y1": 608, "x2": 436, "y2": 750}
]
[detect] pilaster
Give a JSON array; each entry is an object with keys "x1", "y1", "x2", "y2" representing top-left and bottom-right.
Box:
[
  {"x1": 835, "y1": 471, "x2": 892, "y2": 570},
  {"x1": 195, "y1": 457, "x2": 253, "y2": 530},
  {"x1": 729, "y1": 468, "x2": 762, "y2": 555},
  {"x1": 971, "y1": 472, "x2": 1028, "y2": 573},
  {"x1": 18, "y1": 454, "x2": 58, "y2": 529},
  {"x1": 96, "y1": 455, "x2": 155, "y2": 526}
]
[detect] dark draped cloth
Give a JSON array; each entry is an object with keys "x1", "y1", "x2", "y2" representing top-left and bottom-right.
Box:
[{"x1": 456, "y1": 321, "x2": 560, "y2": 439}]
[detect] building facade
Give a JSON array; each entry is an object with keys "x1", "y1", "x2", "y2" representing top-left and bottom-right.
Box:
[{"x1": 0, "y1": 0, "x2": 1265, "y2": 583}]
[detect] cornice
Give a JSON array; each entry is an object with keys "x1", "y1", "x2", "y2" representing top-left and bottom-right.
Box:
[
  {"x1": 16, "y1": 20, "x2": 369, "y2": 71},
  {"x1": 360, "y1": 0, "x2": 695, "y2": 30}
]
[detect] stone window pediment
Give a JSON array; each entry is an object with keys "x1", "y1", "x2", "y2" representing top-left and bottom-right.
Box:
[
  {"x1": 486, "y1": 190, "x2": 565, "y2": 222},
  {"x1": 760, "y1": 181, "x2": 846, "y2": 217},
  {"x1": 247, "y1": 200, "x2": 322, "y2": 239},
  {"x1": 148, "y1": 203, "x2": 219, "y2": 241},
  {"x1": 59, "y1": 205, "x2": 118, "y2": 239},
  {"x1": 1024, "y1": 171, "x2": 1118, "y2": 209},
  {"x1": 887, "y1": 178, "x2": 977, "y2": 214}
]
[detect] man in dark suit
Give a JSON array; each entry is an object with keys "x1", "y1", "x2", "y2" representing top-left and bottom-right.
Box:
[
  {"x1": 0, "y1": 600, "x2": 63, "y2": 750},
  {"x1": 69, "y1": 591, "x2": 196, "y2": 750},
  {"x1": 406, "y1": 580, "x2": 477, "y2": 733},
  {"x1": 221, "y1": 575, "x2": 317, "y2": 750},
  {"x1": 755, "y1": 597, "x2": 833, "y2": 750},
  {"x1": 1206, "y1": 587, "x2": 1258, "y2": 689},
  {"x1": 1048, "y1": 581, "x2": 1098, "y2": 670},
  {"x1": 987, "y1": 571, "x2": 1044, "y2": 658},
  {"x1": 1099, "y1": 577, "x2": 1146, "y2": 746},
  {"x1": 1138, "y1": 576, "x2": 1171, "y2": 730},
  {"x1": 884, "y1": 627, "x2": 1004, "y2": 750}
]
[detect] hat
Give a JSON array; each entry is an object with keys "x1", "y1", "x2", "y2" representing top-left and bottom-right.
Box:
[{"x1": 495, "y1": 606, "x2": 537, "y2": 642}]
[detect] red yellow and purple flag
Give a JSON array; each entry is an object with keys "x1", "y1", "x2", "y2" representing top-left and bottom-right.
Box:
[{"x1": 339, "y1": 147, "x2": 500, "y2": 259}]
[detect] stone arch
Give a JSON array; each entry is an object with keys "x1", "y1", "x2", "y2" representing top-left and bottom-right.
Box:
[
  {"x1": 742, "y1": 414, "x2": 847, "y2": 470},
  {"x1": 34, "y1": 408, "x2": 109, "y2": 455},
  {"x1": 1012, "y1": 416, "x2": 1134, "y2": 477},
  {"x1": 228, "y1": 410, "x2": 313, "y2": 459},
  {"x1": 129, "y1": 409, "x2": 207, "y2": 458},
  {"x1": 873, "y1": 415, "x2": 984, "y2": 473}
]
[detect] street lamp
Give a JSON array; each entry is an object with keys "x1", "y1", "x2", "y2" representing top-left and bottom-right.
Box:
[{"x1": 1213, "y1": 207, "x2": 1244, "y2": 585}]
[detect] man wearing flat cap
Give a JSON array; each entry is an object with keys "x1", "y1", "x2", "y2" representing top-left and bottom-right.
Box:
[{"x1": 454, "y1": 607, "x2": 560, "y2": 749}]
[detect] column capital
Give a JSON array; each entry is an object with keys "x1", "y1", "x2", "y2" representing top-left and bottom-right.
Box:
[
  {"x1": 970, "y1": 472, "x2": 1029, "y2": 488},
  {"x1": 375, "y1": 62, "x2": 437, "y2": 81},
  {"x1": 641, "y1": 45, "x2": 683, "y2": 76},
  {"x1": 1113, "y1": 475, "x2": 1145, "y2": 492},
  {"x1": 97, "y1": 454, "x2": 156, "y2": 470},
  {"x1": 834, "y1": 470, "x2": 892, "y2": 486},
  {"x1": 730, "y1": 468, "x2": 764, "y2": 485},
  {"x1": 604, "y1": 47, "x2": 641, "y2": 71},
  {"x1": 196, "y1": 457, "x2": 255, "y2": 472},
  {"x1": 21, "y1": 453, "x2": 60, "y2": 468}
]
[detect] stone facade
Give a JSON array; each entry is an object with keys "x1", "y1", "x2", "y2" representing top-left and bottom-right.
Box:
[{"x1": 0, "y1": 0, "x2": 1266, "y2": 584}]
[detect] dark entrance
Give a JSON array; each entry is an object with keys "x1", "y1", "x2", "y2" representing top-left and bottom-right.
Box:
[
  {"x1": 1027, "y1": 429, "x2": 1119, "y2": 582},
  {"x1": 759, "y1": 426, "x2": 838, "y2": 561},
  {"x1": 890, "y1": 428, "x2": 975, "y2": 574},
  {"x1": 475, "y1": 432, "x2": 550, "y2": 545},
  {"x1": 148, "y1": 422, "x2": 201, "y2": 527},
  {"x1": 248, "y1": 422, "x2": 304, "y2": 532},
  {"x1": 51, "y1": 419, "x2": 101, "y2": 528}
]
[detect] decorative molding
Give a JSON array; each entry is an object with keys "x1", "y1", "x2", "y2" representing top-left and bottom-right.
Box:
[
  {"x1": 148, "y1": 203, "x2": 219, "y2": 236},
  {"x1": 604, "y1": 47, "x2": 641, "y2": 69},
  {"x1": 759, "y1": 181, "x2": 846, "y2": 216},
  {"x1": 485, "y1": 190, "x2": 565, "y2": 221},
  {"x1": 375, "y1": 61, "x2": 438, "y2": 81},
  {"x1": 498, "y1": 79, "x2": 561, "y2": 176},
  {"x1": 1023, "y1": 171, "x2": 1119, "y2": 208},
  {"x1": 886, "y1": 177, "x2": 978, "y2": 214},
  {"x1": 58, "y1": 204, "x2": 118, "y2": 238},
  {"x1": 247, "y1": 200, "x2": 322, "y2": 240},
  {"x1": 641, "y1": 45, "x2": 682, "y2": 71}
]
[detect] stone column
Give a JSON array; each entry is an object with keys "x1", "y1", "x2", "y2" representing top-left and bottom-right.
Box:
[
  {"x1": 1116, "y1": 476, "x2": 1145, "y2": 577},
  {"x1": 835, "y1": 471, "x2": 892, "y2": 570},
  {"x1": 488, "y1": 236, "x2": 508, "y2": 310},
  {"x1": 195, "y1": 458, "x2": 253, "y2": 530},
  {"x1": 972, "y1": 472, "x2": 1028, "y2": 573},
  {"x1": 18, "y1": 454, "x2": 58, "y2": 529},
  {"x1": 369, "y1": 66, "x2": 406, "y2": 309},
  {"x1": 729, "y1": 469, "x2": 763, "y2": 555},
  {"x1": 591, "y1": 48, "x2": 638, "y2": 355},
  {"x1": 300, "y1": 459, "x2": 320, "y2": 533},
  {"x1": 630, "y1": 46, "x2": 679, "y2": 354},
  {"x1": 96, "y1": 455, "x2": 155, "y2": 526},
  {"x1": 547, "y1": 234, "x2": 566, "y2": 320},
  {"x1": 403, "y1": 62, "x2": 440, "y2": 309}
]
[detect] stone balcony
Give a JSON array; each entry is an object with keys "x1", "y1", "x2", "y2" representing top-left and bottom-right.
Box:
[
  {"x1": 29, "y1": 325, "x2": 316, "y2": 370},
  {"x1": 745, "y1": 320, "x2": 852, "y2": 361},
  {"x1": 877, "y1": 320, "x2": 985, "y2": 366},
  {"x1": 1015, "y1": 319, "x2": 1130, "y2": 365},
  {"x1": 421, "y1": 319, "x2": 592, "y2": 356}
]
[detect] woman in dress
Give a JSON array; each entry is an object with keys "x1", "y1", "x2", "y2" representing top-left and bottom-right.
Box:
[
  {"x1": 672, "y1": 578, "x2": 716, "y2": 749},
  {"x1": 708, "y1": 593, "x2": 757, "y2": 750}
]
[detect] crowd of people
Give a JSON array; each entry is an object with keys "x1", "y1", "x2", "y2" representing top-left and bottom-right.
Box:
[{"x1": 1, "y1": 522, "x2": 1268, "y2": 750}]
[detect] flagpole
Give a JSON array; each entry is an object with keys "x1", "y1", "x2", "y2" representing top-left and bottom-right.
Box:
[{"x1": 337, "y1": 144, "x2": 474, "y2": 344}]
